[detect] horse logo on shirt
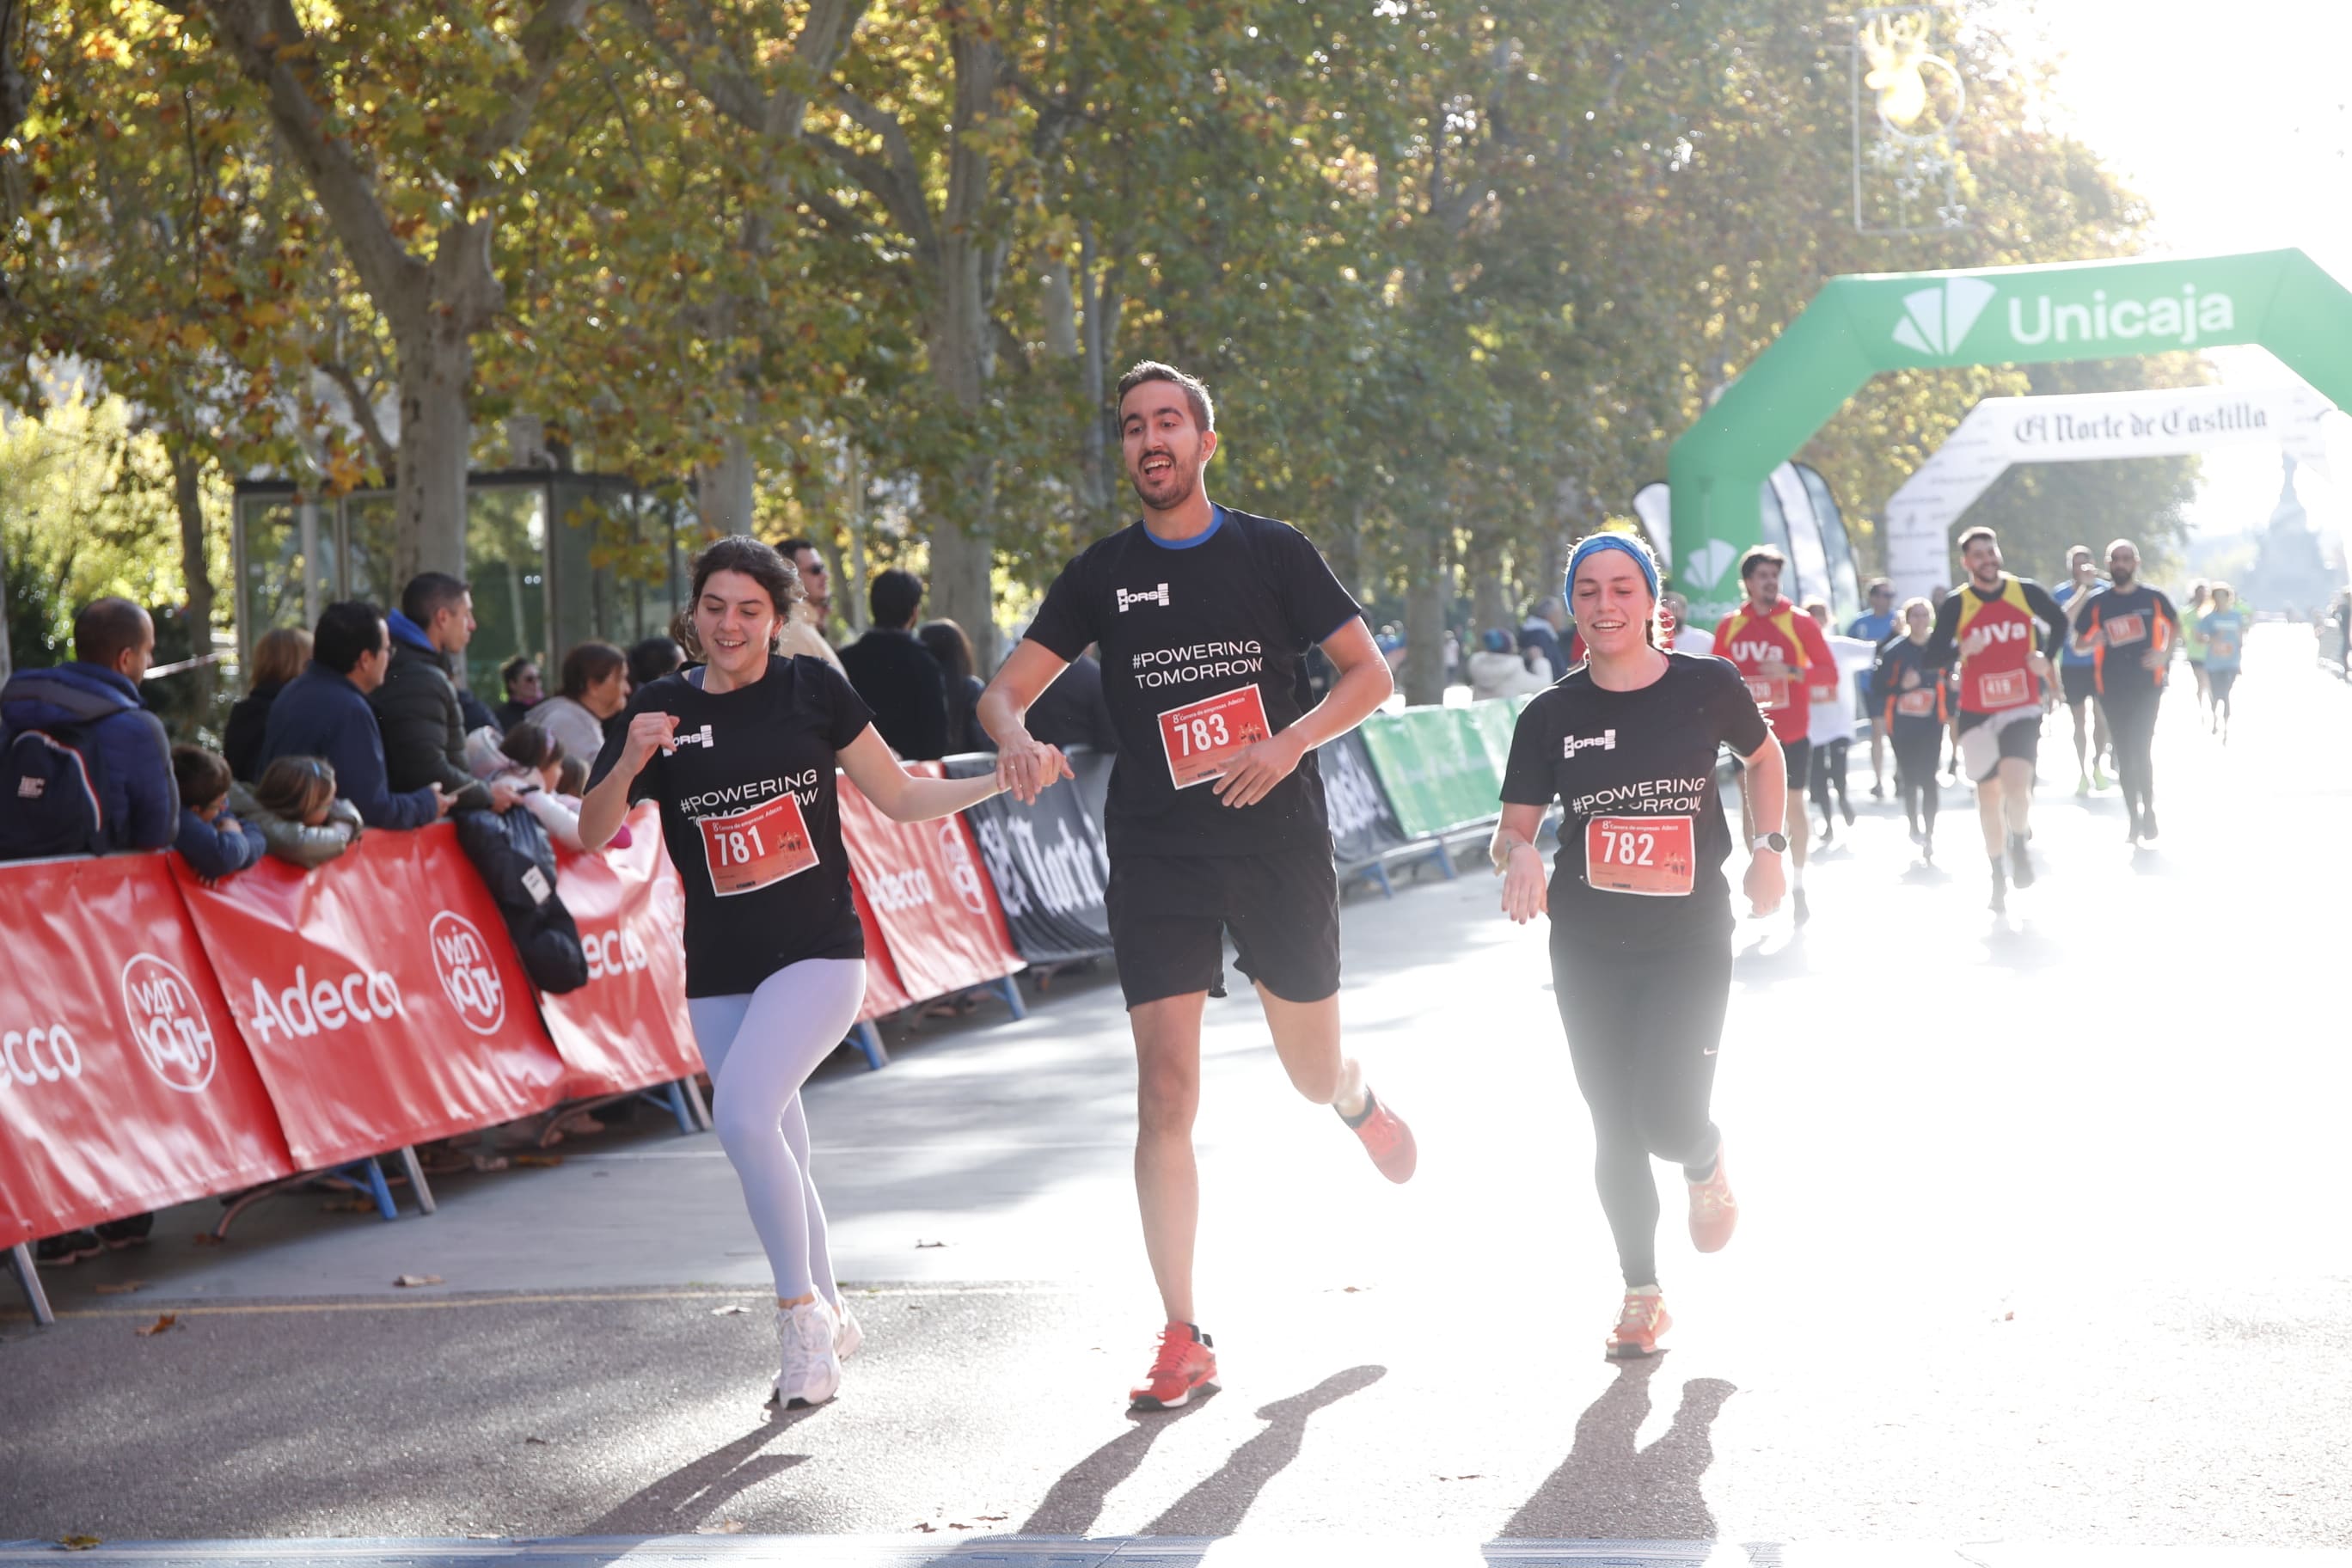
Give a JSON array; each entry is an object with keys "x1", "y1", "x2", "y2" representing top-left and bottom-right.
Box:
[{"x1": 1117, "y1": 585, "x2": 1172, "y2": 612}]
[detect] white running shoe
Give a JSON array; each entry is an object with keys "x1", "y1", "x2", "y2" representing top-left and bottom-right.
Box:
[
  {"x1": 770, "y1": 1298, "x2": 842, "y2": 1409},
  {"x1": 833, "y1": 1296, "x2": 865, "y2": 1362}
]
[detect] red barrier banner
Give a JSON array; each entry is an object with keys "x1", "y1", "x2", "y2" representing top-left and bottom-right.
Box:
[
  {"x1": 542, "y1": 803, "x2": 702, "y2": 1097},
  {"x1": 838, "y1": 766, "x2": 1024, "y2": 1016},
  {"x1": 0, "y1": 854, "x2": 293, "y2": 1244},
  {"x1": 173, "y1": 825, "x2": 568, "y2": 1170},
  {"x1": 848, "y1": 875, "x2": 916, "y2": 1024}
]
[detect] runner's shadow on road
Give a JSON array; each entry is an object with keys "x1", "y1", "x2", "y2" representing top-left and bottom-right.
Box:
[
  {"x1": 1139, "y1": 1364, "x2": 1387, "y2": 1536},
  {"x1": 1019, "y1": 1392, "x2": 1219, "y2": 1534},
  {"x1": 1495, "y1": 1357, "x2": 1733, "y2": 1540},
  {"x1": 577, "y1": 1413, "x2": 814, "y2": 1534}
]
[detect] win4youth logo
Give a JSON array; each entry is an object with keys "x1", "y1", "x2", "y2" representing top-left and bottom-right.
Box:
[{"x1": 1890, "y1": 276, "x2": 1996, "y2": 356}]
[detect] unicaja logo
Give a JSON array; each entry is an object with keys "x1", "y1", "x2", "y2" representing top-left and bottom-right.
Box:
[
  {"x1": 1118, "y1": 584, "x2": 1171, "y2": 612},
  {"x1": 119, "y1": 953, "x2": 217, "y2": 1093},
  {"x1": 1891, "y1": 276, "x2": 1996, "y2": 355},
  {"x1": 429, "y1": 910, "x2": 507, "y2": 1036}
]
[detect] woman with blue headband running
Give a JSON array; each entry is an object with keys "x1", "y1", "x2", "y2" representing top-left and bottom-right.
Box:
[{"x1": 1491, "y1": 531, "x2": 1787, "y2": 1359}]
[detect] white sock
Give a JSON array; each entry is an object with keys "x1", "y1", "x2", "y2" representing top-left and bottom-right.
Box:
[{"x1": 1627, "y1": 1282, "x2": 1663, "y2": 1298}]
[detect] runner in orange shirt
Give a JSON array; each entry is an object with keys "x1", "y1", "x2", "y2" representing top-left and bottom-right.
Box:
[{"x1": 1711, "y1": 546, "x2": 1838, "y2": 925}]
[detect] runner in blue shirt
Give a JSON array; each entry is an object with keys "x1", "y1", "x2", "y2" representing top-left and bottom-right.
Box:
[
  {"x1": 2202, "y1": 583, "x2": 2247, "y2": 743},
  {"x1": 2051, "y1": 544, "x2": 2112, "y2": 794},
  {"x1": 1846, "y1": 579, "x2": 1898, "y2": 799}
]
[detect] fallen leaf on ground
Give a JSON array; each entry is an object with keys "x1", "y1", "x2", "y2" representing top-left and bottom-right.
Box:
[
  {"x1": 692, "y1": 1519, "x2": 745, "y2": 1534},
  {"x1": 1437, "y1": 1474, "x2": 1486, "y2": 1481},
  {"x1": 524, "y1": 1436, "x2": 549, "y2": 1446},
  {"x1": 709, "y1": 1304, "x2": 750, "y2": 1316},
  {"x1": 914, "y1": 1240, "x2": 947, "y2": 1249},
  {"x1": 58, "y1": 1536, "x2": 101, "y2": 1551},
  {"x1": 912, "y1": 1522, "x2": 938, "y2": 1533},
  {"x1": 94, "y1": 1281, "x2": 144, "y2": 1295},
  {"x1": 322, "y1": 1197, "x2": 377, "y2": 1213},
  {"x1": 975, "y1": 1514, "x2": 1008, "y2": 1522},
  {"x1": 514, "y1": 1154, "x2": 563, "y2": 1168},
  {"x1": 134, "y1": 1314, "x2": 178, "y2": 1337},
  {"x1": 1342, "y1": 1285, "x2": 1367, "y2": 1293},
  {"x1": 191, "y1": 1233, "x2": 225, "y2": 1246},
  {"x1": 393, "y1": 1273, "x2": 444, "y2": 1288}
]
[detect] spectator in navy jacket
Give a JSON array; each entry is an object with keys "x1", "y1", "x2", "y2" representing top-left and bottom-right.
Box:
[
  {"x1": 171, "y1": 744, "x2": 264, "y2": 880},
  {"x1": 0, "y1": 597, "x2": 178, "y2": 854},
  {"x1": 840, "y1": 568, "x2": 950, "y2": 759},
  {"x1": 259, "y1": 601, "x2": 451, "y2": 830}
]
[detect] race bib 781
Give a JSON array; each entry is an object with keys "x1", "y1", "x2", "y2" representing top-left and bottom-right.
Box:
[{"x1": 696, "y1": 792, "x2": 819, "y2": 897}]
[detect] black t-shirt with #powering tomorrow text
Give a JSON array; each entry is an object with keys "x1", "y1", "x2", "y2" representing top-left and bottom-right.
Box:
[
  {"x1": 1023, "y1": 506, "x2": 1364, "y2": 857},
  {"x1": 587, "y1": 654, "x2": 874, "y2": 997},
  {"x1": 1500, "y1": 652, "x2": 1771, "y2": 952}
]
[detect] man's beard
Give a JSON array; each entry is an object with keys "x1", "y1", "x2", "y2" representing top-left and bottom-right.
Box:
[{"x1": 1130, "y1": 464, "x2": 1195, "y2": 509}]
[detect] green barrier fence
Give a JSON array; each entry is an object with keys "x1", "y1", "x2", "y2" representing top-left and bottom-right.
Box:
[{"x1": 1357, "y1": 701, "x2": 1524, "y2": 840}]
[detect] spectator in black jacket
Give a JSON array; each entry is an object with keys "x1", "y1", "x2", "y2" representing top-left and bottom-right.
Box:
[
  {"x1": 840, "y1": 568, "x2": 950, "y2": 759},
  {"x1": 1022, "y1": 644, "x2": 1119, "y2": 754},
  {"x1": 171, "y1": 744, "x2": 264, "y2": 880},
  {"x1": 223, "y1": 627, "x2": 310, "y2": 783},
  {"x1": 918, "y1": 618, "x2": 993, "y2": 754},
  {"x1": 260, "y1": 601, "x2": 451, "y2": 830},
  {"x1": 371, "y1": 573, "x2": 511, "y2": 816},
  {"x1": 492, "y1": 653, "x2": 542, "y2": 732},
  {"x1": 0, "y1": 597, "x2": 178, "y2": 857}
]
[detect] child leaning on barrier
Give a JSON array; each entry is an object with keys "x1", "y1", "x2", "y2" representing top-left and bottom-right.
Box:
[
  {"x1": 228, "y1": 755, "x2": 364, "y2": 868},
  {"x1": 171, "y1": 744, "x2": 265, "y2": 881},
  {"x1": 484, "y1": 722, "x2": 626, "y2": 854}
]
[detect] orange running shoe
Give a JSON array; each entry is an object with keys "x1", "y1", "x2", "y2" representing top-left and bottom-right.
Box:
[
  {"x1": 1342, "y1": 1087, "x2": 1418, "y2": 1183},
  {"x1": 1606, "y1": 1291, "x2": 1672, "y2": 1359},
  {"x1": 1129, "y1": 1322, "x2": 1218, "y2": 1411},
  {"x1": 1687, "y1": 1146, "x2": 1737, "y2": 1253}
]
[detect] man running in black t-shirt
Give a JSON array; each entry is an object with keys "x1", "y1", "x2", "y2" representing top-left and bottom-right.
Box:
[
  {"x1": 978, "y1": 361, "x2": 1412, "y2": 1412},
  {"x1": 2069, "y1": 538, "x2": 2181, "y2": 844}
]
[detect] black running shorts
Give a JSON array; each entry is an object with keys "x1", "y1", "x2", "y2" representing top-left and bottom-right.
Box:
[
  {"x1": 2058, "y1": 663, "x2": 2098, "y2": 707},
  {"x1": 1956, "y1": 705, "x2": 2041, "y2": 781},
  {"x1": 1106, "y1": 847, "x2": 1342, "y2": 1009},
  {"x1": 1779, "y1": 736, "x2": 1813, "y2": 793}
]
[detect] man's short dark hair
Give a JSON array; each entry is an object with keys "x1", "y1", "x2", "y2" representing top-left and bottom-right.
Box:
[
  {"x1": 628, "y1": 635, "x2": 684, "y2": 689},
  {"x1": 400, "y1": 572, "x2": 470, "y2": 628},
  {"x1": 1957, "y1": 525, "x2": 1999, "y2": 554},
  {"x1": 775, "y1": 537, "x2": 818, "y2": 560},
  {"x1": 314, "y1": 601, "x2": 387, "y2": 676},
  {"x1": 1738, "y1": 545, "x2": 1786, "y2": 583},
  {"x1": 73, "y1": 597, "x2": 149, "y2": 667},
  {"x1": 1116, "y1": 361, "x2": 1216, "y2": 433},
  {"x1": 500, "y1": 652, "x2": 538, "y2": 695},
  {"x1": 870, "y1": 568, "x2": 923, "y2": 628},
  {"x1": 1867, "y1": 578, "x2": 1893, "y2": 596}
]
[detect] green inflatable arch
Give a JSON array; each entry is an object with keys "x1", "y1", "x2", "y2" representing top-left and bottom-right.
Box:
[{"x1": 1666, "y1": 248, "x2": 2352, "y2": 616}]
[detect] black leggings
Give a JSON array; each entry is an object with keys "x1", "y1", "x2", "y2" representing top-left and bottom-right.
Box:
[
  {"x1": 1552, "y1": 934, "x2": 1733, "y2": 1289},
  {"x1": 1808, "y1": 737, "x2": 1850, "y2": 822},
  {"x1": 1892, "y1": 726, "x2": 1941, "y2": 836},
  {"x1": 2210, "y1": 669, "x2": 2239, "y2": 713},
  {"x1": 2105, "y1": 689, "x2": 2160, "y2": 819}
]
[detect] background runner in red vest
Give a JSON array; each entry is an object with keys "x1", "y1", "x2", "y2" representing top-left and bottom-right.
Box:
[
  {"x1": 1920, "y1": 525, "x2": 2070, "y2": 912},
  {"x1": 1710, "y1": 546, "x2": 1836, "y2": 924}
]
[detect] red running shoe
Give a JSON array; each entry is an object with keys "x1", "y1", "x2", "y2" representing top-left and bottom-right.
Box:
[
  {"x1": 1130, "y1": 1321, "x2": 1218, "y2": 1411},
  {"x1": 1342, "y1": 1087, "x2": 1418, "y2": 1183},
  {"x1": 1687, "y1": 1146, "x2": 1737, "y2": 1253},
  {"x1": 1606, "y1": 1292, "x2": 1672, "y2": 1360}
]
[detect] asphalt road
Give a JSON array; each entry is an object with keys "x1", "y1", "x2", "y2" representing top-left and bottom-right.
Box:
[{"x1": 5, "y1": 625, "x2": 2349, "y2": 1564}]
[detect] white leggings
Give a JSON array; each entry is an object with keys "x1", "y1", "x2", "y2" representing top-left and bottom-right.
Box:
[{"x1": 688, "y1": 958, "x2": 867, "y2": 1305}]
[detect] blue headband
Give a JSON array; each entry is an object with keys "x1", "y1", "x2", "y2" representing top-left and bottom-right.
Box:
[{"x1": 1565, "y1": 534, "x2": 1659, "y2": 605}]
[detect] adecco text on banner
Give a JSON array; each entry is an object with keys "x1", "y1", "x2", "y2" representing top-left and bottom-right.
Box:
[
  {"x1": 428, "y1": 910, "x2": 507, "y2": 1035},
  {"x1": 581, "y1": 923, "x2": 652, "y2": 983},
  {"x1": 2, "y1": 1022, "x2": 83, "y2": 1087},
  {"x1": 246, "y1": 964, "x2": 408, "y2": 1044},
  {"x1": 119, "y1": 952, "x2": 218, "y2": 1093}
]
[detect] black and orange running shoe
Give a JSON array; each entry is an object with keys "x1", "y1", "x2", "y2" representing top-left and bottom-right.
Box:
[
  {"x1": 1606, "y1": 1292, "x2": 1672, "y2": 1360},
  {"x1": 1341, "y1": 1087, "x2": 1418, "y2": 1183},
  {"x1": 1130, "y1": 1321, "x2": 1218, "y2": 1411}
]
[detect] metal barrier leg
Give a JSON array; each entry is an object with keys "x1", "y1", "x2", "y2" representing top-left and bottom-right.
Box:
[
  {"x1": 9, "y1": 1241, "x2": 54, "y2": 1327},
  {"x1": 1369, "y1": 862, "x2": 1395, "y2": 899},
  {"x1": 853, "y1": 1021, "x2": 888, "y2": 1070},
  {"x1": 395, "y1": 1146, "x2": 437, "y2": 1216},
  {"x1": 1430, "y1": 839, "x2": 1458, "y2": 879},
  {"x1": 995, "y1": 976, "x2": 1027, "y2": 1021},
  {"x1": 356, "y1": 1158, "x2": 398, "y2": 1221},
  {"x1": 680, "y1": 1074, "x2": 713, "y2": 1130}
]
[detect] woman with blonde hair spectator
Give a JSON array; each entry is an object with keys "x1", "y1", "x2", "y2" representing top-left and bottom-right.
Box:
[{"x1": 224, "y1": 627, "x2": 312, "y2": 783}]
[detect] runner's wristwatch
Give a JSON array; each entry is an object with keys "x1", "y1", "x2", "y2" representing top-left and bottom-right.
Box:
[{"x1": 1751, "y1": 832, "x2": 1788, "y2": 854}]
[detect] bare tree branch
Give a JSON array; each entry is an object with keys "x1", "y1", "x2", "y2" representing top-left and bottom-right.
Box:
[{"x1": 318, "y1": 355, "x2": 397, "y2": 473}]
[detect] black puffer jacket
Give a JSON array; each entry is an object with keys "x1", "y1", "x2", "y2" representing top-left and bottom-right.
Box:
[
  {"x1": 452, "y1": 805, "x2": 588, "y2": 995},
  {"x1": 369, "y1": 612, "x2": 490, "y2": 812}
]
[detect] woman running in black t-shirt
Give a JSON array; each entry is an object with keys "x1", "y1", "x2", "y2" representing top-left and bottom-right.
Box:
[
  {"x1": 580, "y1": 537, "x2": 1059, "y2": 1412},
  {"x1": 1495, "y1": 532, "x2": 1787, "y2": 1359}
]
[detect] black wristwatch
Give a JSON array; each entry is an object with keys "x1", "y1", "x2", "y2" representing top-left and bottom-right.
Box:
[{"x1": 1750, "y1": 832, "x2": 1789, "y2": 854}]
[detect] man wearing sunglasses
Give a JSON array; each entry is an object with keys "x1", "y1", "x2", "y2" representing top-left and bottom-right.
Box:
[{"x1": 779, "y1": 537, "x2": 834, "y2": 636}]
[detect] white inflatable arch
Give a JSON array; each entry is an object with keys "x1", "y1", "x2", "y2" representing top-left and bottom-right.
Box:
[{"x1": 1881, "y1": 384, "x2": 2344, "y2": 598}]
